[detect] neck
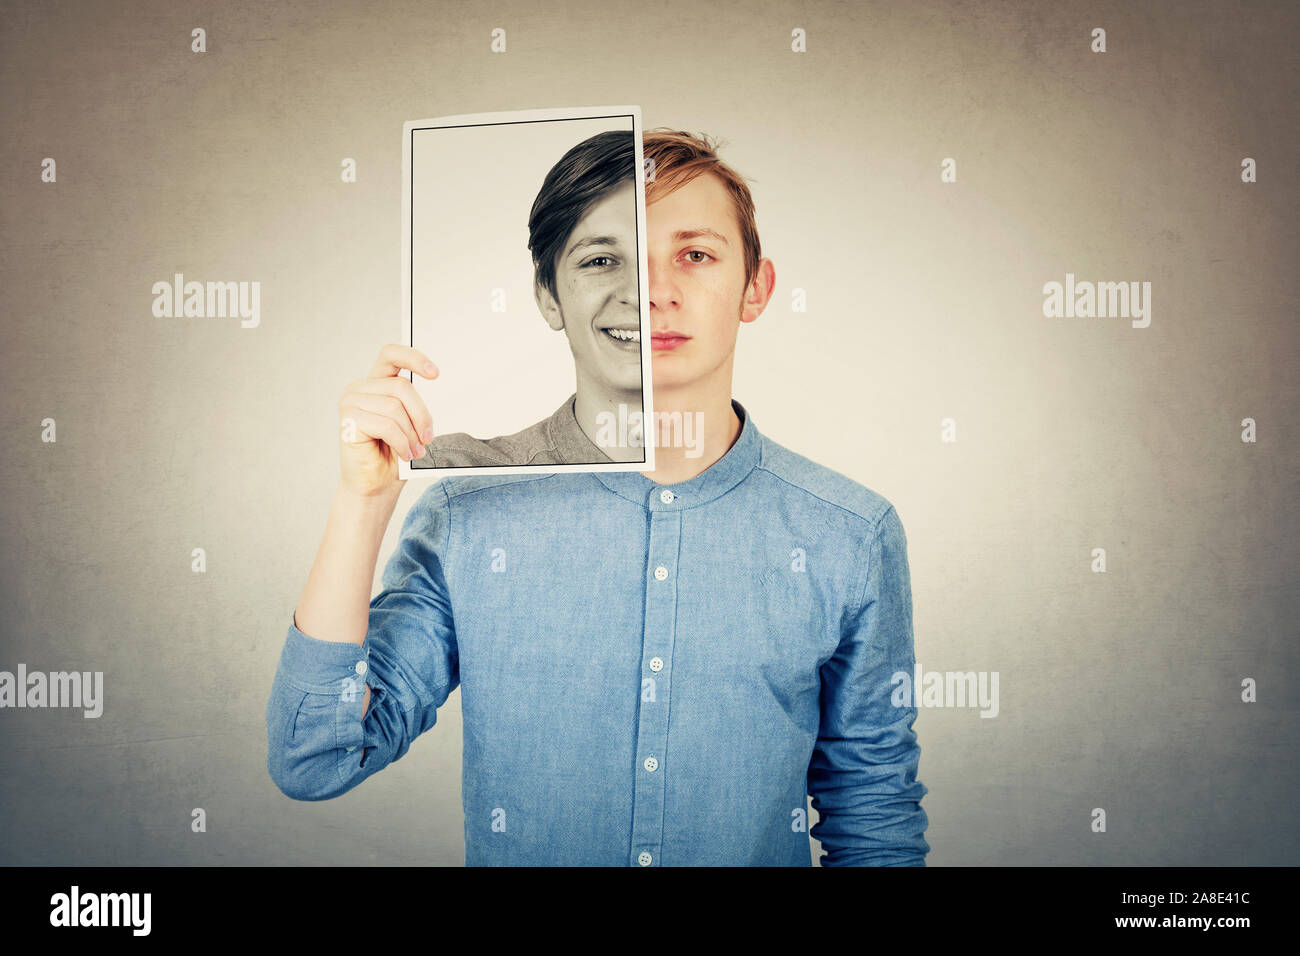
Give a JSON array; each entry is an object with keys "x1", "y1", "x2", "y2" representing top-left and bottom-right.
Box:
[
  {"x1": 639, "y1": 373, "x2": 740, "y2": 486},
  {"x1": 572, "y1": 378, "x2": 645, "y2": 463}
]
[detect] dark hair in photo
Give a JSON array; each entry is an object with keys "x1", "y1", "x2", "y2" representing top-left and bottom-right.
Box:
[{"x1": 528, "y1": 129, "x2": 635, "y2": 302}]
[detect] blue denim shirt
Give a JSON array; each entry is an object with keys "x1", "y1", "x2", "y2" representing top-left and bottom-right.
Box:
[{"x1": 266, "y1": 399, "x2": 930, "y2": 866}]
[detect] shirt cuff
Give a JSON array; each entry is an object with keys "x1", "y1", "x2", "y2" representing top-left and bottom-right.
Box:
[{"x1": 279, "y1": 616, "x2": 372, "y2": 694}]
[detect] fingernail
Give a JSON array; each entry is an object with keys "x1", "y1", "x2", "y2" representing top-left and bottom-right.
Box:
[
  {"x1": 424, "y1": 362, "x2": 437, "y2": 375},
  {"x1": 421, "y1": 427, "x2": 434, "y2": 443}
]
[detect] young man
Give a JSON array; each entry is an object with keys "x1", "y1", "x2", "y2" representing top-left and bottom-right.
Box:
[
  {"x1": 267, "y1": 129, "x2": 930, "y2": 866},
  {"x1": 410, "y1": 128, "x2": 647, "y2": 468}
]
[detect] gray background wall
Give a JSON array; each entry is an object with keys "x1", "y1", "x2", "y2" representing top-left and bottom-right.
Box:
[{"x1": 1, "y1": 0, "x2": 1296, "y2": 865}]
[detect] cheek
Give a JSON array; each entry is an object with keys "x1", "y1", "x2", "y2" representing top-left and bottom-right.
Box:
[
  {"x1": 698, "y1": 269, "x2": 741, "y2": 309},
  {"x1": 700, "y1": 284, "x2": 740, "y2": 336},
  {"x1": 561, "y1": 279, "x2": 606, "y2": 321}
]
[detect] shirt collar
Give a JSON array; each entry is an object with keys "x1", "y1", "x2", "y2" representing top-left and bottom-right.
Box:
[{"x1": 593, "y1": 398, "x2": 760, "y2": 510}]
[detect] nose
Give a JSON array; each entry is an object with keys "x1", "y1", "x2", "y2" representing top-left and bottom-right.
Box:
[
  {"x1": 648, "y1": 260, "x2": 678, "y2": 312},
  {"x1": 620, "y1": 262, "x2": 638, "y2": 307}
]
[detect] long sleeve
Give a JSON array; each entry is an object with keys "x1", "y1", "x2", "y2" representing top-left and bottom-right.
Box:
[
  {"x1": 807, "y1": 504, "x2": 930, "y2": 865},
  {"x1": 266, "y1": 482, "x2": 460, "y2": 801}
]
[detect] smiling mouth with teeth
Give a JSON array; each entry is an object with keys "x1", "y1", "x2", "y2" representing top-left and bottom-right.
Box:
[{"x1": 602, "y1": 327, "x2": 640, "y2": 342}]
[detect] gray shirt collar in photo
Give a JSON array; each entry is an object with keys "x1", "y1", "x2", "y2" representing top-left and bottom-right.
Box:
[{"x1": 412, "y1": 392, "x2": 617, "y2": 469}]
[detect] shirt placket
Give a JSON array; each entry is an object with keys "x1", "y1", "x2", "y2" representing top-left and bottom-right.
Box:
[{"x1": 630, "y1": 489, "x2": 682, "y2": 866}]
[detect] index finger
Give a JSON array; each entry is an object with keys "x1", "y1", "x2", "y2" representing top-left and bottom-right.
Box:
[{"x1": 367, "y1": 344, "x2": 439, "y2": 380}]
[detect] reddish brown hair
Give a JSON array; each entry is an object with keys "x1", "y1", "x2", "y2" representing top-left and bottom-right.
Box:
[{"x1": 643, "y1": 129, "x2": 761, "y2": 292}]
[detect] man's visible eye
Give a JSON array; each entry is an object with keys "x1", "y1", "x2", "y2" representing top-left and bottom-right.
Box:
[
  {"x1": 582, "y1": 255, "x2": 617, "y2": 268},
  {"x1": 684, "y1": 250, "x2": 713, "y2": 263}
]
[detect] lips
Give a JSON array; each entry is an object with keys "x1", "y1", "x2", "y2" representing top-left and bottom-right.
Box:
[
  {"x1": 596, "y1": 325, "x2": 691, "y2": 350},
  {"x1": 651, "y1": 332, "x2": 689, "y2": 352}
]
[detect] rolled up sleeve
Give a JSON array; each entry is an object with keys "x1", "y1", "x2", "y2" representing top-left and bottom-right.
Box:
[
  {"x1": 807, "y1": 504, "x2": 930, "y2": 865},
  {"x1": 266, "y1": 482, "x2": 460, "y2": 801}
]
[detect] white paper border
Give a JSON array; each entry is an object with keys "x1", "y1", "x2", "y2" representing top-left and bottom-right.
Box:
[{"x1": 398, "y1": 105, "x2": 655, "y2": 479}]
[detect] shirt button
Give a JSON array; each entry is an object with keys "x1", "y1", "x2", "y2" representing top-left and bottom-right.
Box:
[
  {"x1": 638, "y1": 851, "x2": 653, "y2": 866},
  {"x1": 648, "y1": 656, "x2": 663, "y2": 672},
  {"x1": 659, "y1": 489, "x2": 675, "y2": 504},
  {"x1": 643, "y1": 755, "x2": 658, "y2": 772},
  {"x1": 654, "y1": 566, "x2": 668, "y2": 581},
  {"x1": 354, "y1": 661, "x2": 368, "y2": 676},
  {"x1": 346, "y1": 746, "x2": 356, "y2": 753}
]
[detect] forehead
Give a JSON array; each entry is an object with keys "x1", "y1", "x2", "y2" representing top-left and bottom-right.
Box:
[
  {"x1": 571, "y1": 180, "x2": 635, "y2": 232},
  {"x1": 647, "y1": 172, "x2": 737, "y2": 238},
  {"x1": 559, "y1": 181, "x2": 637, "y2": 261}
]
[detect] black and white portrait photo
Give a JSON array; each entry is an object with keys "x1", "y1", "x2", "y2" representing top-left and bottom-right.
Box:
[{"x1": 401, "y1": 106, "x2": 655, "y2": 476}]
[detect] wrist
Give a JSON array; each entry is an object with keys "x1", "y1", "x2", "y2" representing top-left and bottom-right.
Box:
[{"x1": 335, "y1": 480, "x2": 402, "y2": 509}]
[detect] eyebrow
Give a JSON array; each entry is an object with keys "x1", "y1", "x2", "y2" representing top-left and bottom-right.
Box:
[
  {"x1": 565, "y1": 235, "x2": 623, "y2": 257},
  {"x1": 672, "y1": 228, "x2": 730, "y2": 245}
]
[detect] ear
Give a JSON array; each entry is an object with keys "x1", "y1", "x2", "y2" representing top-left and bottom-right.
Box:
[
  {"x1": 739, "y1": 257, "x2": 776, "y2": 325},
  {"x1": 534, "y1": 277, "x2": 565, "y2": 331}
]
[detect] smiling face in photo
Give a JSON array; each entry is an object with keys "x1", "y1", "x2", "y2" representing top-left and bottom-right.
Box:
[{"x1": 538, "y1": 179, "x2": 643, "y2": 396}]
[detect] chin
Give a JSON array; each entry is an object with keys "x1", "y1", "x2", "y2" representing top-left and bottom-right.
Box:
[
  {"x1": 587, "y1": 371, "x2": 644, "y2": 395},
  {"x1": 649, "y1": 371, "x2": 693, "y2": 392}
]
